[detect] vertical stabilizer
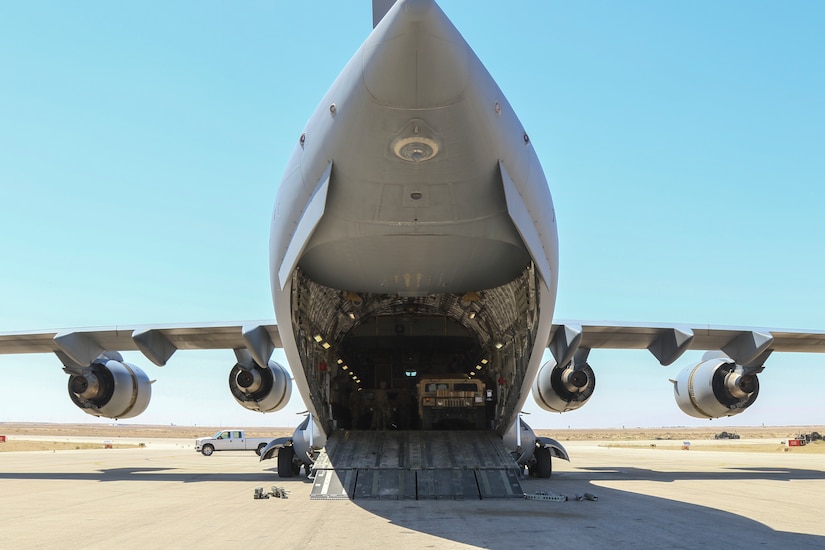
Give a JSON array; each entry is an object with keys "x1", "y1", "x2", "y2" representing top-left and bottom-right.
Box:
[{"x1": 373, "y1": 0, "x2": 397, "y2": 27}]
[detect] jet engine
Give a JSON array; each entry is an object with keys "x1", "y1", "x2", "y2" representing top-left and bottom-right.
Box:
[
  {"x1": 532, "y1": 359, "x2": 596, "y2": 413},
  {"x1": 672, "y1": 356, "x2": 759, "y2": 419},
  {"x1": 67, "y1": 352, "x2": 152, "y2": 419},
  {"x1": 229, "y1": 360, "x2": 292, "y2": 412}
]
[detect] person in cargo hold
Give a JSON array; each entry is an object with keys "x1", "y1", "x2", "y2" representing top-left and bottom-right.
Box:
[{"x1": 371, "y1": 381, "x2": 390, "y2": 430}]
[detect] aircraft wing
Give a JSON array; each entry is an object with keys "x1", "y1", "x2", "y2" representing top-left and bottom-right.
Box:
[
  {"x1": 0, "y1": 322, "x2": 280, "y2": 368},
  {"x1": 4, "y1": 319, "x2": 822, "y2": 368},
  {"x1": 549, "y1": 321, "x2": 825, "y2": 367}
]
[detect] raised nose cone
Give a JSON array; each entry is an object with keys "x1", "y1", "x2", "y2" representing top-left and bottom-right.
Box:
[{"x1": 364, "y1": 0, "x2": 469, "y2": 109}]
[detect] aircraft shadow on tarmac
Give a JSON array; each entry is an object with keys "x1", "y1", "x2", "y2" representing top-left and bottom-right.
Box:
[
  {"x1": 1, "y1": 465, "x2": 822, "y2": 548},
  {"x1": 0, "y1": 467, "x2": 277, "y2": 483},
  {"x1": 2, "y1": 463, "x2": 822, "y2": 484},
  {"x1": 350, "y1": 470, "x2": 825, "y2": 549},
  {"x1": 571, "y1": 465, "x2": 825, "y2": 483}
]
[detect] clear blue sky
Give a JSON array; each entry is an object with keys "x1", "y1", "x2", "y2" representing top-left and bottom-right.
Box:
[{"x1": 1, "y1": 1, "x2": 823, "y2": 429}]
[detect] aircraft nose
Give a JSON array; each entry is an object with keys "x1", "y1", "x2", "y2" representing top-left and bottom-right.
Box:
[{"x1": 364, "y1": 0, "x2": 469, "y2": 109}]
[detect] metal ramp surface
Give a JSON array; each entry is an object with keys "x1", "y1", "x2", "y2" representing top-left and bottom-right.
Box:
[{"x1": 310, "y1": 430, "x2": 523, "y2": 500}]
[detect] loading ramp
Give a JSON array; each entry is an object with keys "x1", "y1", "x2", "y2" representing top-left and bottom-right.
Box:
[{"x1": 309, "y1": 430, "x2": 524, "y2": 500}]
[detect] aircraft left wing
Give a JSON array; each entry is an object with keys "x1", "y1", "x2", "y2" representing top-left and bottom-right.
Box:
[{"x1": 0, "y1": 322, "x2": 287, "y2": 420}]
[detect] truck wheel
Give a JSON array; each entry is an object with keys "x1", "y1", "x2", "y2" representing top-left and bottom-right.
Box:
[
  {"x1": 201, "y1": 444, "x2": 214, "y2": 457},
  {"x1": 277, "y1": 446, "x2": 295, "y2": 478},
  {"x1": 256, "y1": 443, "x2": 267, "y2": 456},
  {"x1": 534, "y1": 446, "x2": 552, "y2": 478}
]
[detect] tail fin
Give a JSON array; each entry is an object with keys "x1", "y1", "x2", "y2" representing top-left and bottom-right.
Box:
[{"x1": 373, "y1": 0, "x2": 397, "y2": 28}]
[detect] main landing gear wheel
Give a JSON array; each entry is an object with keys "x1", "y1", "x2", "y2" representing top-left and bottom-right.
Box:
[
  {"x1": 534, "y1": 446, "x2": 552, "y2": 478},
  {"x1": 277, "y1": 446, "x2": 295, "y2": 478}
]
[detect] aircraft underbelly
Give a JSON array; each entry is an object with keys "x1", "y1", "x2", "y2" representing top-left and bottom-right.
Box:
[
  {"x1": 297, "y1": 152, "x2": 532, "y2": 293},
  {"x1": 299, "y1": 232, "x2": 530, "y2": 294}
]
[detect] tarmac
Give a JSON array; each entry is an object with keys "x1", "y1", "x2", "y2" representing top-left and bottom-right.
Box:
[{"x1": 1, "y1": 438, "x2": 823, "y2": 549}]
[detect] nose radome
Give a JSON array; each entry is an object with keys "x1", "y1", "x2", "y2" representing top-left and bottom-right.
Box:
[{"x1": 364, "y1": 0, "x2": 469, "y2": 109}]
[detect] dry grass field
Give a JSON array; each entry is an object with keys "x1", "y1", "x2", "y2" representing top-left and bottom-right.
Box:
[
  {"x1": 543, "y1": 425, "x2": 825, "y2": 454},
  {"x1": 0, "y1": 440, "x2": 140, "y2": 452},
  {"x1": 537, "y1": 425, "x2": 822, "y2": 442},
  {"x1": 1, "y1": 422, "x2": 822, "y2": 454},
  {"x1": 0, "y1": 422, "x2": 292, "y2": 440},
  {"x1": 604, "y1": 441, "x2": 825, "y2": 453}
]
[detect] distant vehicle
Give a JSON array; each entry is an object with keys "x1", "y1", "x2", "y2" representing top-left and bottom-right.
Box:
[
  {"x1": 195, "y1": 430, "x2": 272, "y2": 456},
  {"x1": 714, "y1": 431, "x2": 740, "y2": 440},
  {"x1": 796, "y1": 432, "x2": 823, "y2": 444}
]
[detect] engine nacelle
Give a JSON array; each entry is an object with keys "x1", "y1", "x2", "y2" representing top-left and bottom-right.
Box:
[
  {"x1": 672, "y1": 356, "x2": 760, "y2": 419},
  {"x1": 532, "y1": 359, "x2": 596, "y2": 413},
  {"x1": 67, "y1": 354, "x2": 152, "y2": 419},
  {"x1": 229, "y1": 360, "x2": 292, "y2": 413}
]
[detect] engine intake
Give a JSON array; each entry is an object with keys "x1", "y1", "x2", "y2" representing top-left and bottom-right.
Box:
[
  {"x1": 673, "y1": 356, "x2": 760, "y2": 419},
  {"x1": 532, "y1": 360, "x2": 596, "y2": 413},
  {"x1": 67, "y1": 354, "x2": 152, "y2": 419},
  {"x1": 229, "y1": 360, "x2": 292, "y2": 413}
]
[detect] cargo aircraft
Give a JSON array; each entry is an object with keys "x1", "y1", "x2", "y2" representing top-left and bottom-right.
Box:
[{"x1": 2, "y1": 0, "x2": 824, "y2": 496}]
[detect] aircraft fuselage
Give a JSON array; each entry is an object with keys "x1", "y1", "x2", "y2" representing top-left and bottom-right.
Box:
[{"x1": 269, "y1": 0, "x2": 558, "y2": 436}]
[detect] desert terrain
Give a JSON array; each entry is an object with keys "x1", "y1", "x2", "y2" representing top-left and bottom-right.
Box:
[{"x1": 0, "y1": 422, "x2": 822, "y2": 453}]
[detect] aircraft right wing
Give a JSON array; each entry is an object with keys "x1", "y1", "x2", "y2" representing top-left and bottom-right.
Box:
[
  {"x1": 549, "y1": 321, "x2": 825, "y2": 366},
  {"x1": 535, "y1": 321, "x2": 825, "y2": 420}
]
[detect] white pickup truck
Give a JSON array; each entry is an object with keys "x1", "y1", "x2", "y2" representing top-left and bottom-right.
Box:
[{"x1": 195, "y1": 430, "x2": 273, "y2": 456}]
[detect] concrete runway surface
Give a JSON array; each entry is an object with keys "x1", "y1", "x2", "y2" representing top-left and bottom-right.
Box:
[{"x1": 1, "y1": 439, "x2": 823, "y2": 549}]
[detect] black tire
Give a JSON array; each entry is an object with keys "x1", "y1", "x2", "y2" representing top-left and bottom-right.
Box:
[
  {"x1": 534, "y1": 446, "x2": 552, "y2": 478},
  {"x1": 256, "y1": 443, "x2": 267, "y2": 456},
  {"x1": 277, "y1": 446, "x2": 295, "y2": 478},
  {"x1": 201, "y1": 444, "x2": 214, "y2": 457}
]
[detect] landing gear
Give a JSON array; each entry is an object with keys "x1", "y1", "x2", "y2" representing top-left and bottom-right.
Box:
[
  {"x1": 277, "y1": 446, "x2": 296, "y2": 478},
  {"x1": 533, "y1": 446, "x2": 552, "y2": 478}
]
